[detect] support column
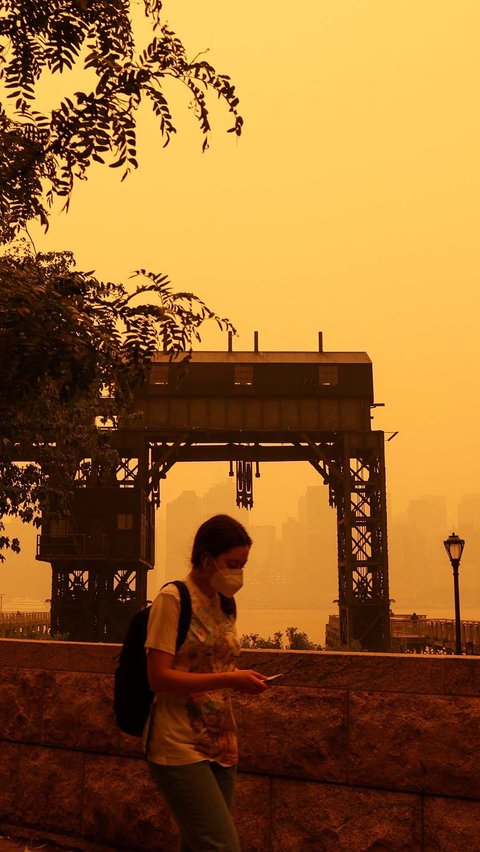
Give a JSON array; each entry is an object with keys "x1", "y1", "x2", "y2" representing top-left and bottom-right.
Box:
[
  {"x1": 43, "y1": 442, "x2": 155, "y2": 642},
  {"x1": 335, "y1": 432, "x2": 390, "y2": 651}
]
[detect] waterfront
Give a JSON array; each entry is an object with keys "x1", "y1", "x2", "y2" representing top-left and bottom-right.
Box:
[
  {"x1": 2, "y1": 600, "x2": 479, "y2": 648},
  {"x1": 237, "y1": 605, "x2": 480, "y2": 647}
]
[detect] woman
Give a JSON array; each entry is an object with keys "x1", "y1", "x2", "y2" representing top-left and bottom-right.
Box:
[{"x1": 145, "y1": 514, "x2": 268, "y2": 852}]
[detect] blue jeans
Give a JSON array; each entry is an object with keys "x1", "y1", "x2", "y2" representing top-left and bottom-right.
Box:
[{"x1": 148, "y1": 760, "x2": 241, "y2": 852}]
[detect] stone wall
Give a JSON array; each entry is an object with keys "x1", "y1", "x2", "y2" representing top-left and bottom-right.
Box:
[{"x1": 1, "y1": 639, "x2": 480, "y2": 851}]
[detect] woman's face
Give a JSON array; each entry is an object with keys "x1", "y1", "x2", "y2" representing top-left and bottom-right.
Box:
[
  {"x1": 213, "y1": 545, "x2": 250, "y2": 573},
  {"x1": 200, "y1": 544, "x2": 250, "y2": 579},
  {"x1": 196, "y1": 545, "x2": 251, "y2": 597}
]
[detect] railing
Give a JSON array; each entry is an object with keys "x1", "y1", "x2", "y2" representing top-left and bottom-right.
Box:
[
  {"x1": 36, "y1": 531, "x2": 149, "y2": 562},
  {"x1": 326, "y1": 613, "x2": 480, "y2": 653},
  {"x1": 0, "y1": 611, "x2": 50, "y2": 638},
  {"x1": 36, "y1": 534, "x2": 109, "y2": 559}
]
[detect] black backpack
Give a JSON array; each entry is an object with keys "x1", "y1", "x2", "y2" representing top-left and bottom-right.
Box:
[{"x1": 113, "y1": 580, "x2": 192, "y2": 736}]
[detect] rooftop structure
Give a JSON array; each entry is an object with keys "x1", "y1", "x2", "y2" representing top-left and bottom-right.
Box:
[{"x1": 37, "y1": 336, "x2": 390, "y2": 650}]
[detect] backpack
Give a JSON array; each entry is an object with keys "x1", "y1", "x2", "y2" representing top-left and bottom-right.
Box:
[{"x1": 113, "y1": 580, "x2": 192, "y2": 736}]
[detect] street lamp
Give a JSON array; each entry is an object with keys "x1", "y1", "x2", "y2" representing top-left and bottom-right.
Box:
[{"x1": 443, "y1": 532, "x2": 465, "y2": 655}]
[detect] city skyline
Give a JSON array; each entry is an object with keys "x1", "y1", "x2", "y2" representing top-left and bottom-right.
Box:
[
  {"x1": 1, "y1": 475, "x2": 478, "y2": 623},
  {"x1": 151, "y1": 475, "x2": 480, "y2": 615}
]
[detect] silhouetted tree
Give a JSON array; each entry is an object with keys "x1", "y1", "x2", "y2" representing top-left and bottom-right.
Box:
[
  {"x1": 240, "y1": 628, "x2": 324, "y2": 651},
  {"x1": 0, "y1": 244, "x2": 234, "y2": 556},
  {"x1": 240, "y1": 631, "x2": 284, "y2": 650},
  {"x1": 0, "y1": 3, "x2": 243, "y2": 556},
  {"x1": 0, "y1": 0, "x2": 243, "y2": 240},
  {"x1": 285, "y1": 626, "x2": 323, "y2": 651}
]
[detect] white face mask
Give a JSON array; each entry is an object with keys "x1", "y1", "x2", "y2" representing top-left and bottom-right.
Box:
[{"x1": 209, "y1": 566, "x2": 244, "y2": 597}]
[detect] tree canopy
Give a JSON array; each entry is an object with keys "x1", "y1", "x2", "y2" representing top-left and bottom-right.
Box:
[
  {"x1": 240, "y1": 627, "x2": 324, "y2": 651},
  {"x1": 0, "y1": 3, "x2": 243, "y2": 557},
  {"x1": 0, "y1": 0, "x2": 243, "y2": 240},
  {"x1": 0, "y1": 245, "x2": 234, "y2": 556}
]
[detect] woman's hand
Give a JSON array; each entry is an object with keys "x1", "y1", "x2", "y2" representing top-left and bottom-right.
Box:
[
  {"x1": 228, "y1": 669, "x2": 268, "y2": 694},
  {"x1": 147, "y1": 652, "x2": 269, "y2": 696}
]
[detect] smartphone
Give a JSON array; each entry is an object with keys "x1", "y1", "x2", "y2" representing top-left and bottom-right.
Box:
[{"x1": 265, "y1": 673, "x2": 284, "y2": 682}]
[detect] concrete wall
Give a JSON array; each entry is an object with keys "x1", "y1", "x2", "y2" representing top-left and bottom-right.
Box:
[{"x1": 1, "y1": 639, "x2": 480, "y2": 851}]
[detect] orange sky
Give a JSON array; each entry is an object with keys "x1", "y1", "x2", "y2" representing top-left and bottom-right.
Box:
[{"x1": 25, "y1": 0, "x2": 480, "y2": 532}]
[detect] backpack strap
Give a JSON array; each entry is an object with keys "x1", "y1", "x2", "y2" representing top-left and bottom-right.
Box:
[
  {"x1": 144, "y1": 581, "x2": 191, "y2": 761},
  {"x1": 161, "y1": 580, "x2": 192, "y2": 652},
  {"x1": 160, "y1": 581, "x2": 234, "y2": 651}
]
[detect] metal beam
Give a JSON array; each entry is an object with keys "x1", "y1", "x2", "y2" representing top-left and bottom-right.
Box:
[
  {"x1": 148, "y1": 434, "x2": 189, "y2": 483},
  {"x1": 300, "y1": 433, "x2": 343, "y2": 483},
  {"x1": 149, "y1": 443, "x2": 337, "y2": 463},
  {"x1": 113, "y1": 427, "x2": 343, "y2": 445}
]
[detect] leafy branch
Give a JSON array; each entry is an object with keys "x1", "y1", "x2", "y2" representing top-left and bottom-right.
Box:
[
  {"x1": 0, "y1": 1, "x2": 244, "y2": 240},
  {"x1": 0, "y1": 244, "x2": 235, "y2": 556}
]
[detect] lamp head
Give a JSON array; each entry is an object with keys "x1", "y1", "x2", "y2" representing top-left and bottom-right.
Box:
[{"x1": 443, "y1": 532, "x2": 465, "y2": 564}]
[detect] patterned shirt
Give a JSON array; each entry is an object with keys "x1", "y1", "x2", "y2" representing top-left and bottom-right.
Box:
[{"x1": 145, "y1": 573, "x2": 240, "y2": 766}]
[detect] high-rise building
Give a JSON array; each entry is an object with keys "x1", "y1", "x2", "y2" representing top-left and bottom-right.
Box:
[
  {"x1": 277, "y1": 516, "x2": 302, "y2": 606},
  {"x1": 163, "y1": 490, "x2": 202, "y2": 586},
  {"x1": 200, "y1": 481, "x2": 248, "y2": 528},
  {"x1": 458, "y1": 494, "x2": 480, "y2": 538},
  {"x1": 274, "y1": 485, "x2": 336, "y2": 608},
  {"x1": 389, "y1": 495, "x2": 449, "y2": 606},
  {"x1": 301, "y1": 485, "x2": 337, "y2": 607},
  {"x1": 238, "y1": 523, "x2": 278, "y2": 608},
  {"x1": 456, "y1": 494, "x2": 480, "y2": 610}
]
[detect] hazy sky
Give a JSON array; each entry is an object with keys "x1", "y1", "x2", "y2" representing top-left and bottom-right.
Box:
[{"x1": 26, "y1": 1, "x2": 480, "y2": 530}]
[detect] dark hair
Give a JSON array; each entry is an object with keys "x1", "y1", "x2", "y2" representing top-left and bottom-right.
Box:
[{"x1": 191, "y1": 514, "x2": 252, "y2": 567}]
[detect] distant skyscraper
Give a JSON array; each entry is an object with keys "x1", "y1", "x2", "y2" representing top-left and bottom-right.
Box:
[
  {"x1": 302, "y1": 485, "x2": 337, "y2": 606},
  {"x1": 201, "y1": 480, "x2": 249, "y2": 527},
  {"x1": 407, "y1": 495, "x2": 448, "y2": 537},
  {"x1": 238, "y1": 523, "x2": 277, "y2": 608},
  {"x1": 248, "y1": 525, "x2": 276, "y2": 573},
  {"x1": 458, "y1": 494, "x2": 480, "y2": 536},
  {"x1": 456, "y1": 494, "x2": 480, "y2": 609},
  {"x1": 389, "y1": 494, "x2": 449, "y2": 606},
  {"x1": 278, "y1": 516, "x2": 302, "y2": 604},
  {"x1": 164, "y1": 490, "x2": 202, "y2": 583},
  {"x1": 274, "y1": 485, "x2": 336, "y2": 608}
]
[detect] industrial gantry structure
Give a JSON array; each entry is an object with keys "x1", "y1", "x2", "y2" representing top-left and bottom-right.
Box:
[{"x1": 37, "y1": 335, "x2": 391, "y2": 650}]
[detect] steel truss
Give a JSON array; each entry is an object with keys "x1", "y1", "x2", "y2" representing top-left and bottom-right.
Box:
[
  {"x1": 48, "y1": 449, "x2": 154, "y2": 643},
  {"x1": 144, "y1": 430, "x2": 390, "y2": 651},
  {"x1": 331, "y1": 432, "x2": 390, "y2": 649},
  {"x1": 50, "y1": 559, "x2": 148, "y2": 642},
  {"x1": 42, "y1": 428, "x2": 389, "y2": 649}
]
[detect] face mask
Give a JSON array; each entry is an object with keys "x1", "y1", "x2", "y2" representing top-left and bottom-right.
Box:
[{"x1": 209, "y1": 566, "x2": 244, "y2": 598}]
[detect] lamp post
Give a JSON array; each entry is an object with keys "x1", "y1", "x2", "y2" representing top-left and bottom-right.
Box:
[{"x1": 443, "y1": 532, "x2": 465, "y2": 655}]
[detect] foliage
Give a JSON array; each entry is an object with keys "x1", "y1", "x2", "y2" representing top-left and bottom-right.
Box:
[
  {"x1": 0, "y1": 243, "x2": 234, "y2": 555},
  {"x1": 240, "y1": 627, "x2": 324, "y2": 651},
  {"x1": 284, "y1": 625, "x2": 324, "y2": 651},
  {"x1": 0, "y1": 3, "x2": 243, "y2": 556},
  {"x1": 0, "y1": 0, "x2": 243, "y2": 240},
  {"x1": 240, "y1": 631, "x2": 284, "y2": 650}
]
